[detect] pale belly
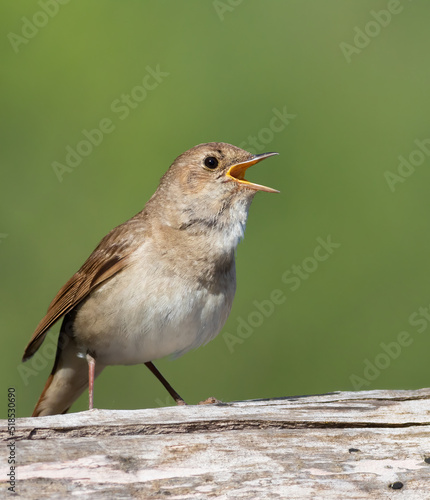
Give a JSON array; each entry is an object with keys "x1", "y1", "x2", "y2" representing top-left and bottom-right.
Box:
[{"x1": 72, "y1": 257, "x2": 236, "y2": 366}]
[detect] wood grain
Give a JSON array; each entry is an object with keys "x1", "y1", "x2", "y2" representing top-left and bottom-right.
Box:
[{"x1": 1, "y1": 388, "x2": 430, "y2": 499}]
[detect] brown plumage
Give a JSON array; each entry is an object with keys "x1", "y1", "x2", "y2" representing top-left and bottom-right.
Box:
[
  {"x1": 23, "y1": 221, "x2": 141, "y2": 361},
  {"x1": 23, "y1": 223, "x2": 142, "y2": 416},
  {"x1": 23, "y1": 142, "x2": 278, "y2": 416}
]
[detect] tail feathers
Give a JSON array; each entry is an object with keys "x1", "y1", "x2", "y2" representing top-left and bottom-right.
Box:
[{"x1": 32, "y1": 339, "x2": 104, "y2": 417}]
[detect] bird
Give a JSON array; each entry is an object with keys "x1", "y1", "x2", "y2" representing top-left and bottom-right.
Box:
[{"x1": 22, "y1": 142, "x2": 279, "y2": 416}]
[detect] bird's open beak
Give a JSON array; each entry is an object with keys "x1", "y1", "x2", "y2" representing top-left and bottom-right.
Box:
[{"x1": 226, "y1": 152, "x2": 279, "y2": 193}]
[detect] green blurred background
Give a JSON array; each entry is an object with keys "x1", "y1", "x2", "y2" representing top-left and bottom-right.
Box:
[{"x1": 2, "y1": 1, "x2": 430, "y2": 418}]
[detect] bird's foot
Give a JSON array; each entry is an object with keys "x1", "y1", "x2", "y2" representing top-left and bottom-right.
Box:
[{"x1": 198, "y1": 396, "x2": 221, "y2": 405}]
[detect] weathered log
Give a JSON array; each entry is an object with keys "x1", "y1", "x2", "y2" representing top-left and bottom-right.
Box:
[{"x1": 1, "y1": 388, "x2": 430, "y2": 499}]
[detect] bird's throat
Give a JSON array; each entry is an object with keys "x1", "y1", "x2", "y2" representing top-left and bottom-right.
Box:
[{"x1": 179, "y1": 197, "x2": 251, "y2": 254}]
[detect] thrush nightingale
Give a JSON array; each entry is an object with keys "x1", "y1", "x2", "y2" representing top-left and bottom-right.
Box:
[{"x1": 23, "y1": 142, "x2": 279, "y2": 416}]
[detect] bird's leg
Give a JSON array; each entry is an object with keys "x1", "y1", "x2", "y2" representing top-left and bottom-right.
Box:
[
  {"x1": 86, "y1": 352, "x2": 96, "y2": 410},
  {"x1": 145, "y1": 361, "x2": 186, "y2": 405}
]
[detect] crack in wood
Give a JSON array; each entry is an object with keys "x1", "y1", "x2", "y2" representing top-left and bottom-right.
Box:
[
  {"x1": 8, "y1": 418, "x2": 429, "y2": 442},
  {"x1": 2, "y1": 391, "x2": 429, "y2": 499}
]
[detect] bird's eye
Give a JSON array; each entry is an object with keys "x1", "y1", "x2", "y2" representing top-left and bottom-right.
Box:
[{"x1": 204, "y1": 156, "x2": 219, "y2": 169}]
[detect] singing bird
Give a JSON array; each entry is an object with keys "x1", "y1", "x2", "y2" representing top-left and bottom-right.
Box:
[{"x1": 23, "y1": 142, "x2": 279, "y2": 416}]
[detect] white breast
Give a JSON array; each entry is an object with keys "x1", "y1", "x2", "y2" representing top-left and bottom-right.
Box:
[{"x1": 74, "y1": 242, "x2": 236, "y2": 366}]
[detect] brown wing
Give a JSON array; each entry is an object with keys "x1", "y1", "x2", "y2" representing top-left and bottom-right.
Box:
[{"x1": 22, "y1": 218, "x2": 145, "y2": 361}]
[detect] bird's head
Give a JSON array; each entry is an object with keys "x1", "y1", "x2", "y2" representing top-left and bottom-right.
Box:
[{"x1": 149, "y1": 142, "x2": 279, "y2": 237}]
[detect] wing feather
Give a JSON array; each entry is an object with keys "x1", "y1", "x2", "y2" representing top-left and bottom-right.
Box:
[{"x1": 22, "y1": 219, "x2": 144, "y2": 361}]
